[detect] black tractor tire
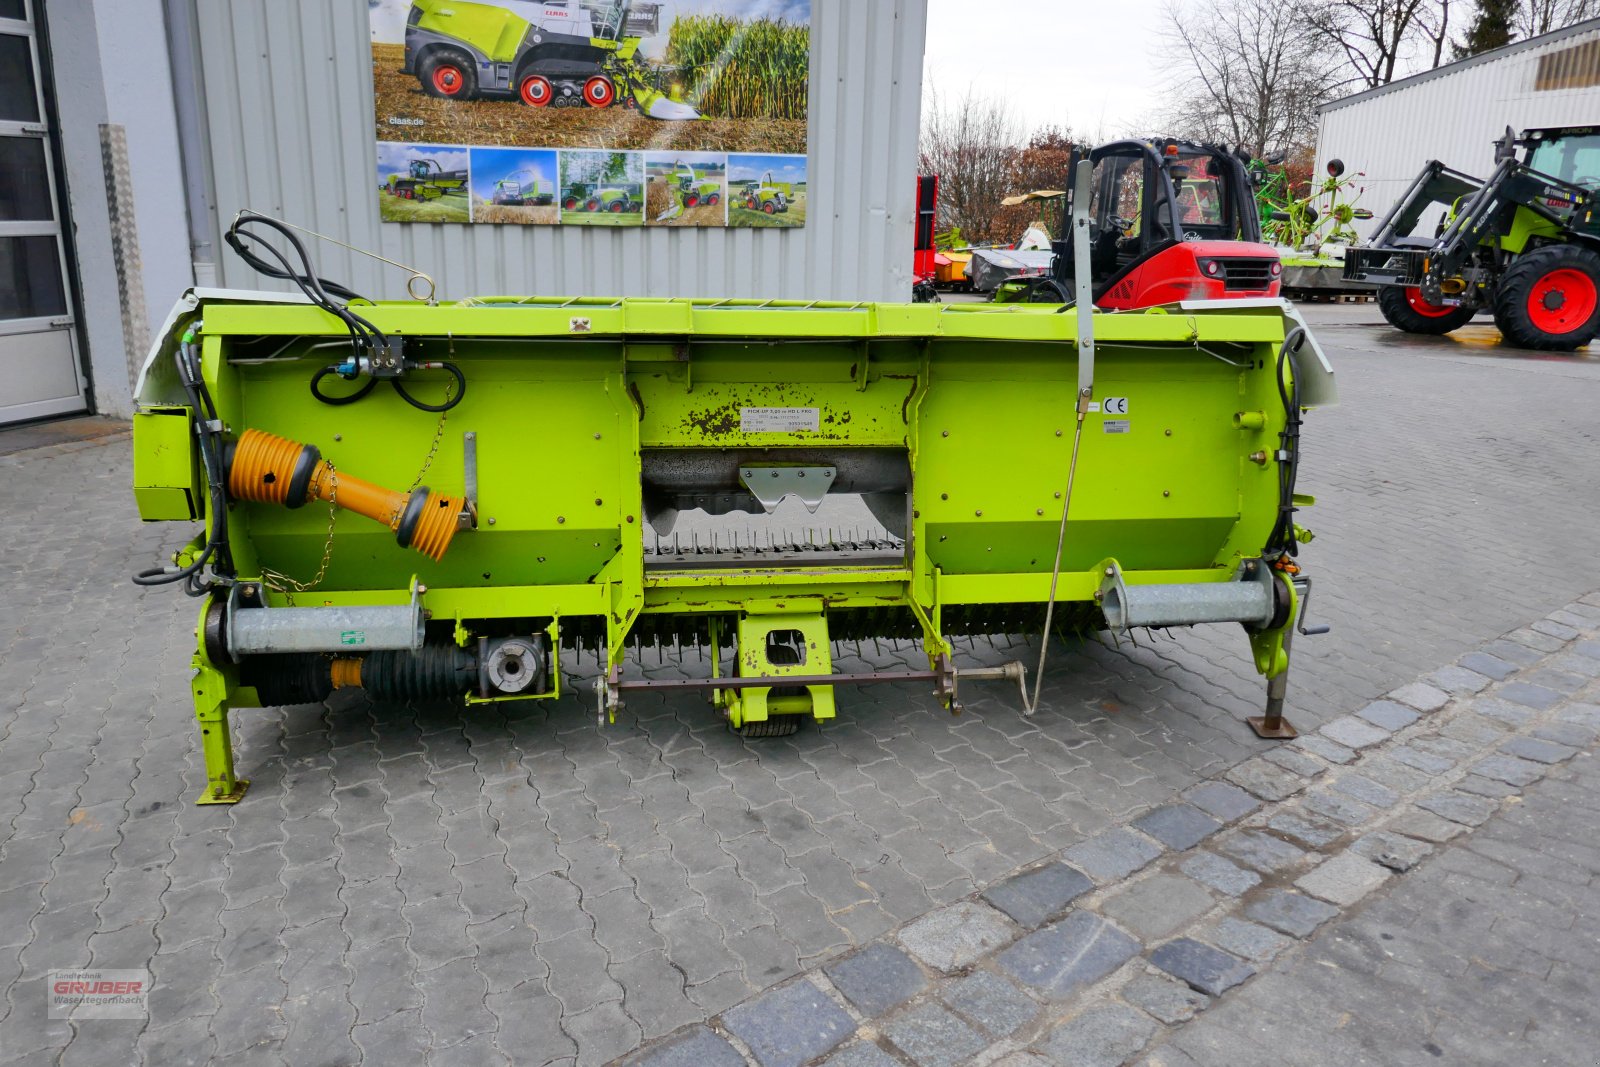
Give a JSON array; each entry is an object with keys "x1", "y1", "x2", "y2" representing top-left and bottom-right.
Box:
[
  {"x1": 418, "y1": 50, "x2": 477, "y2": 100},
  {"x1": 1377, "y1": 285, "x2": 1476, "y2": 335},
  {"x1": 1492, "y1": 244, "x2": 1600, "y2": 351}
]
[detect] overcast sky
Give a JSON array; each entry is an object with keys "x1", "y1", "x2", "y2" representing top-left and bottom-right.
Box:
[{"x1": 922, "y1": 0, "x2": 1173, "y2": 141}]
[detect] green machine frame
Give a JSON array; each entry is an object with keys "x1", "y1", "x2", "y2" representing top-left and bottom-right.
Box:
[{"x1": 134, "y1": 290, "x2": 1334, "y2": 804}]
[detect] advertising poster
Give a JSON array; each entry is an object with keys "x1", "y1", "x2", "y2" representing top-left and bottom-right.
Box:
[{"x1": 369, "y1": 0, "x2": 810, "y2": 228}]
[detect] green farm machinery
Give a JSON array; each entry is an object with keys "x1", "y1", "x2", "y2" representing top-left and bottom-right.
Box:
[
  {"x1": 1345, "y1": 125, "x2": 1600, "y2": 349},
  {"x1": 738, "y1": 171, "x2": 791, "y2": 215},
  {"x1": 402, "y1": 0, "x2": 698, "y2": 119},
  {"x1": 656, "y1": 160, "x2": 723, "y2": 221},
  {"x1": 562, "y1": 183, "x2": 637, "y2": 213},
  {"x1": 133, "y1": 200, "x2": 1334, "y2": 804},
  {"x1": 386, "y1": 157, "x2": 468, "y2": 201},
  {"x1": 492, "y1": 170, "x2": 555, "y2": 206}
]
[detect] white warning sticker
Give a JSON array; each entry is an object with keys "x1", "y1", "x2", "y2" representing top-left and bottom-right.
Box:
[
  {"x1": 740, "y1": 407, "x2": 820, "y2": 432},
  {"x1": 1103, "y1": 419, "x2": 1131, "y2": 434},
  {"x1": 1101, "y1": 396, "x2": 1130, "y2": 415}
]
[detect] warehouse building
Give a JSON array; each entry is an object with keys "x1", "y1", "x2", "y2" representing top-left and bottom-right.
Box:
[
  {"x1": 1316, "y1": 17, "x2": 1600, "y2": 241},
  {"x1": 1, "y1": 0, "x2": 925, "y2": 427}
]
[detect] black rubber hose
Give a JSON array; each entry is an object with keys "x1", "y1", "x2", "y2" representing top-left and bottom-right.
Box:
[
  {"x1": 362, "y1": 645, "x2": 478, "y2": 701},
  {"x1": 390, "y1": 361, "x2": 466, "y2": 412},
  {"x1": 311, "y1": 365, "x2": 380, "y2": 405}
]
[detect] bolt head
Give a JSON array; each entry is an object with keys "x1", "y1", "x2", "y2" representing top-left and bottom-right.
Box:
[{"x1": 487, "y1": 517, "x2": 496, "y2": 525}]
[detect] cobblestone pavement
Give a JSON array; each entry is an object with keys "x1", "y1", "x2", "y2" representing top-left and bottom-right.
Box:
[
  {"x1": 621, "y1": 595, "x2": 1600, "y2": 1066},
  {"x1": 1, "y1": 309, "x2": 1598, "y2": 1065}
]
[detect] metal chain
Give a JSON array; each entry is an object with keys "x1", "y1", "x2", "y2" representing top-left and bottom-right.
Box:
[
  {"x1": 407, "y1": 378, "x2": 455, "y2": 492},
  {"x1": 262, "y1": 464, "x2": 339, "y2": 604}
]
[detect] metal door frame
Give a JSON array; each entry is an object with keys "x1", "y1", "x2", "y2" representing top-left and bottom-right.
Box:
[{"x1": 0, "y1": 0, "x2": 89, "y2": 424}]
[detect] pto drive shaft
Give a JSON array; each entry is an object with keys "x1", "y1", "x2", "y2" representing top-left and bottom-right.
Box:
[{"x1": 226, "y1": 428, "x2": 465, "y2": 560}]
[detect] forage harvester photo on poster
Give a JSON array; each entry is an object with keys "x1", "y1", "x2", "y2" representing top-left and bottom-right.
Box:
[{"x1": 368, "y1": 0, "x2": 810, "y2": 228}]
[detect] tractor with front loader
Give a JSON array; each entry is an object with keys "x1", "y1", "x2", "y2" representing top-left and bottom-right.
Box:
[
  {"x1": 993, "y1": 138, "x2": 1283, "y2": 309},
  {"x1": 401, "y1": 0, "x2": 698, "y2": 119},
  {"x1": 386, "y1": 157, "x2": 468, "y2": 201},
  {"x1": 1344, "y1": 125, "x2": 1600, "y2": 350}
]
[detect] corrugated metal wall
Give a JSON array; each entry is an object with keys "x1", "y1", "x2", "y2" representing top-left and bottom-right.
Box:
[
  {"x1": 1316, "y1": 20, "x2": 1600, "y2": 241},
  {"x1": 184, "y1": 0, "x2": 925, "y2": 302}
]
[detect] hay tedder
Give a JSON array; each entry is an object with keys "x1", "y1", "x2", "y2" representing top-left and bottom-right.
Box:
[{"x1": 133, "y1": 199, "x2": 1334, "y2": 804}]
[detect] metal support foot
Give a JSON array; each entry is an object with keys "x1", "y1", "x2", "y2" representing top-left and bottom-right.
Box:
[
  {"x1": 193, "y1": 657, "x2": 249, "y2": 804},
  {"x1": 1247, "y1": 627, "x2": 1297, "y2": 739}
]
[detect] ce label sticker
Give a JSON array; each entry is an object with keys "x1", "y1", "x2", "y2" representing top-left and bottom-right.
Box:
[{"x1": 1101, "y1": 396, "x2": 1130, "y2": 415}]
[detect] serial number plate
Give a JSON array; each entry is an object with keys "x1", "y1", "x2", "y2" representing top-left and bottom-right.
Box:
[{"x1": 740, "y1": 407, "x2": 820, "y2": 432}]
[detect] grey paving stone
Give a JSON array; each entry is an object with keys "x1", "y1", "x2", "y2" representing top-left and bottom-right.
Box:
[
  {"x1": 1330, "y1": 774, "x2": 1400, "y2": 809},
  {"x1": 1471, "y1": 754, "x2": 1546, "y2": 787},
  {"x1": 1294, "y1": 853, "x2": 1391, "y2": 906},
  {"x1": 1243, "y1": 891, "x2": 1339, "y2": 938},
  {"x1": 1205, "y1": 917, "x2": 1292, "y2": 962},
  {"x1": 1149, "y1": 937, "x2": 1256, "y2": 997},
  {"x1": 1458, "y1": 652, "x2": 1518, "y2": 682},
  {"x1": 1415, "y1": 791, "x2": 1499, "y2": 827},
  {"x1": 1224, "y1": 758, "x2": 1307, "y2": 803},
  {"x1": 1301, "y1": 789, "x2": 1381, "y2": 829},
  {"x1": 982, "y1": 862, "x2": 1093, "y2": 929},
  {"x1": 1356, "y1": 700, "x2": 1421, "y2": 732},
  {"x1": 942, "y1": 970, "x2": 1039, "y2": 1038},
  {"x1": 824, "y1": 943, "x2": 926, "y2": 1018},
  {"x1": 882, "y1": 1002, "x2": 988, "y2": 1067},
  {"x1": 723, "y1": 981, "x2": 855, "y2": 1067},
  {"x1": 998, "y1": 912, "x2": 1141, "y2": 996},
  {"x1": 1480, "y1": 639, "x2": 1545, "y2": 667},
  {"x1": 1388, "y1": 745, "x2": 1455, "y2": 775},
  {"x1": 1532, "y1": 721, "x2": 1599, "y2": 747},
  {"x1": 1501, "y1": 736, "x2": 1579, "y2": 764},
  {"x1": 1457, "y1": 776, "x2": 1521, "y2": 800},
  {"x1": 1497, "y1": 682, "x2": 1563, "y2": 711},
  {"x1": 1132, "y1": 804, "x2": 1222, "y2": 852},
  {"x1": 1100, "y1": 874, "x2": 1216, "y2": 942},
  {"x1": 1508, "y1": 627, "x2": 1565, "y2": 653},
  {"x1": 1472, "y1": 697, "x2": 1538, "y2": 726},
  {"x1": 1350, "y1": 830, "x2": 1434, "y2": 872},
  {"x1": 1180, "y1": 852, "x2": 1260, "y2": 897},
  {"x1": 1261, "y1": 746, "x2": 1327, "y2": 779},
  {"x1": 1039, "y1": 1004, "x2": 1157, "y2": 1067},
  {"x1": 1429, "y1": 664, "x2": 1492, "y2": 694},
  {"x1": 1388, "y1": 810, "x2": 1466, "y2": 843},
  {"x1": 1138, "y1": 1047, "x2": 1206, "y2": 1067},
  {"x1": 1389, "y1": 682, "x2": 1451, "y2": 711},
  {"x1": 1318, "y1": 717, "x2": 1389, "y2": 751},
  {"x1": 1182, "y1": 781, "x2": 1260, "y2": 823},
  {"x1": 822, "y1": 1041, "x2": 902, "y2": 1067},
  {"x1": 1121, "y1": 973, "x2": 1210, "y2": 1024},
  {"x1": 1063, "y1": 828, "x2": 1163, "y2": 885},
  {"x1": 1521, "y1": 667, "x2": 1586, "y2": 694},
  {"x1": 1214, "y1": 831, "x2": 1306, "y2": 874},
  {"x1": 623, "y1": 1026, "x2": 746, "y2": 1067},
  {"x1": 1532, "y1": 619, "x2": 1580, "y2": 640},
  {"x1": 1265, "y1": 810, "x2": 1344, "y2": 848},
  {"x1": 1574, "y1": 638, "x2": 1600, "y2": 660},
  {"x1": 898, "y1": 902, "x2": 1015, "y2": 974},
  {"x1": 1292, "y1": 734, "x2": 1357, "y2": 765}
]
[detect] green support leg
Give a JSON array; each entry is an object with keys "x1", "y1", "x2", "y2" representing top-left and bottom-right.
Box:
[{"x1": 192, "y1": 655, "x2": 249, "y2": 804}]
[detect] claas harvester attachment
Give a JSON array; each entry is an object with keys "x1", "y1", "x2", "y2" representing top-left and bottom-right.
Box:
[{"x1": 132, "y1": 195, "x2": 1335, "y2": 805}]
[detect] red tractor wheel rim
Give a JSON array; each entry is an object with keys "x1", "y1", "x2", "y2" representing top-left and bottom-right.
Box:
[
  {"x1": 708, "y1": 194, "x2": 719, "y2": 205},
  {"x1": 763, "y1": 202, "x2": 775, "y2": 214},
  {"x1": 584, "y1": 76, "x2": 616, "y2": 108},
  {"x1": 610, "y1": 200, "x2": 624, "y2": 212},
  {"x1": 563, "y1": 198, "x2": 576, "y2": 210},
  {"x1": 1527, "y1": 267, "x2": 1598, "y2": 333},
  {"x1": 520, "y1": 76, "x2": 552, "y2": 107},
  {"x1": 432, "y1": 65, "x2": 465, "y2": 95},
  {"x1": 1404, "y1": 287, "x2": 1457, "y2": 318},
  {"x1": 586, "y1": 200, "x2": 598, "y2": 211},
  {"x1": 685, "y1": 195, "x2": 698, "y2": 207}
]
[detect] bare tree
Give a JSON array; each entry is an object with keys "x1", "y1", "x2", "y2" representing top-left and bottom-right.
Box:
[
  {"x1": 1518, "y1": 0, "x2": 1599, "y2": 36},
  {"x1": 1418, "y1": 0, "x2": 1455, "y2": 67},
  {"x1": 1310, "y1": 0, "x2": 1436, "y2": 87},
  {"x1": 1161, "y1": 0, "x2": 1341, "y2": 158},
  {"x1": 919, "y1": 86, "x2": 1023, "y2": 243}
]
